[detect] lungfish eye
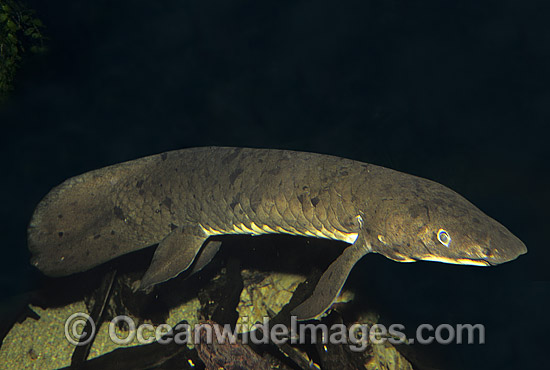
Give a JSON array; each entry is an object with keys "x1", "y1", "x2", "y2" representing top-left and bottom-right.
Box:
[{"x1": 437, "y1": 229, "x2": 451, "y2": 247}]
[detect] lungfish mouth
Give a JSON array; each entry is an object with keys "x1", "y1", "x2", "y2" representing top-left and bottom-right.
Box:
[
  {"x1": 417, "y1": 255, "x2": 492, "y2": 266},
  {"x1": 379, "y1": 250, "x2": 493, "y2": 266}
]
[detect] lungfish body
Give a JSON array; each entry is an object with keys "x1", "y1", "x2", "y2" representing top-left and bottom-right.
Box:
[{"x1": 28, "y1": 147, "x2": 527, "y2": 320}]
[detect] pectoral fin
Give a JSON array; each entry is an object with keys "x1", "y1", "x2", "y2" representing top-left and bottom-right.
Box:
[
  {"x1": 189, "y1": 240, "x2": 222, "y2": 275},
  {"x1": 291, "y1": 241, "x2": 370, "y2": 321},
  {"x1": 140, "y1": 224, "x2": 210, "y2": 289}
]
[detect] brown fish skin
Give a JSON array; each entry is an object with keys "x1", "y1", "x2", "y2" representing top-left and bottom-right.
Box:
[{"x1": 27, "y1": 147, "x2": 527, "y2": 320}]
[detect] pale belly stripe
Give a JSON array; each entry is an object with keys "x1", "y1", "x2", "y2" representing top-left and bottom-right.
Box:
[{"x1": 199, "y1": 221, "x2": 358, "y2": 244}]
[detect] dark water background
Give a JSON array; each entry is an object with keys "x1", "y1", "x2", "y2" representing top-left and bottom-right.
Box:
[{"x1": 1, "y1": 1, "x2": 548, "y2": 369}]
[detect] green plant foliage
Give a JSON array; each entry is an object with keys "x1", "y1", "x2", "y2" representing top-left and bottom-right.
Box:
[{"x1": 0, "y1": 0, "x2": 46, "y2": 101}]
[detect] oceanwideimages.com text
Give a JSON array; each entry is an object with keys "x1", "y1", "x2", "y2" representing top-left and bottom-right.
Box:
[{"x1": 65, "y1": 312, "x2": 486, "y2": 351}]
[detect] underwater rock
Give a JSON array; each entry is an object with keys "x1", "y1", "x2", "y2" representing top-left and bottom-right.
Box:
[{"x1": 2, "y1": 240, "x2": 414, "y2": 369}]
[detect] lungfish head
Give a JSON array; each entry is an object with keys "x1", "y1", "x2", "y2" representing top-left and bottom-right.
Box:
[{"x1": 368, "y1": 174, "x2": 527, "y2": 267}]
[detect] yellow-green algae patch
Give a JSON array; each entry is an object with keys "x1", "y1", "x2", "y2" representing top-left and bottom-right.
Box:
[
  {"x1": 236, "y1": 269, "x2": 354, "y2": 332},
  {"x1": 0, "y1": 297, "x2": 202, "y2": 369},
  {"x1": 1, "y1": 302, "x2": 87, "y2": 370},
  {"x1": 88, "y1": 297, "x2": 202, "y2": 358},
  {"x1": 366, "y1": 342, "x2": 413, "y2": 370},
  {"x1": 236, "y1": 270, "x2": 306, "y2": 331}
]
